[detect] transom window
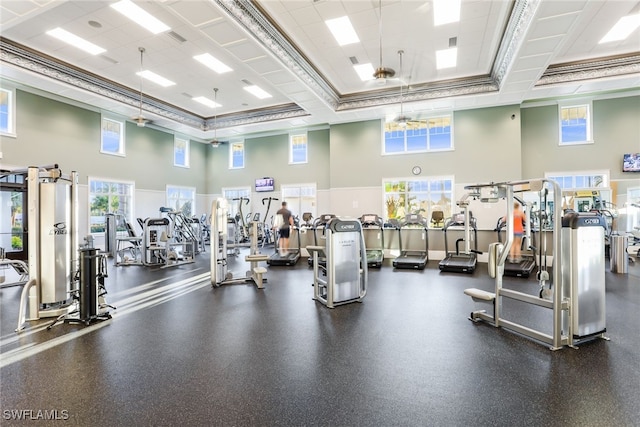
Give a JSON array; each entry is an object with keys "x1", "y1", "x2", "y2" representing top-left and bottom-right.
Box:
[
  {"x1": 0, "y1": 87, "x2": 16, "y2": 136},
  {"x1": 174, "y1": 137, "x2": 190, "y2": 168},
  {"x1": 383, "y1": 176, "x2": 454, "y2": 225},
  {"x1": 229, "y1": 141, "x2": 244, "y2": 169},
  {"x1": 101, "y1": 115, "x2": 125, "y2": 156},
  {"x1": 290, "y1": 133, "x2": 308, "y2": 164},
  {"x1": 384, "y1": 115, "x2": 453, "y2": 154},
  {"x1": 546, "y1": 170, "x2": 608, "y2": 190},
  {"x1": 88, "y1": 178, "x2": 134, "y2": 234},
  {"x1": 559, "y1": 103, "x2": 592, "y2": 145}
]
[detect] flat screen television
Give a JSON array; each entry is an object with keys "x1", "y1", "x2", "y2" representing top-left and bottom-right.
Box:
[
  {"x1": 623, "y1": 153, "x2": 640, "y2": 172},
  {"x1": 255, "y1": 177, "x2": 274, "y2": 192}
]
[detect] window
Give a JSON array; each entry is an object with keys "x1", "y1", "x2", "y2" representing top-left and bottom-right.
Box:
[
  {"x1": 167, "y1": 185, "x2": 195, "y2": 217},
  {"x1": 101, "y1": 115, "x2": 125, "y2": 156},
  {"x1": 384, "y1": 115, "x2": 452, "y2": 154},
  {"x1": 0, "y1": 87, "x2": 16, "y2": 136},
  {"x1": 174, "y1": 137, "x2": 190, "y2": 168},
  {"x1": 290, "y1": 133, "x2": 308, "y2": 164},
  {"x1": 0, "y1": 173, "x2": 26, "y2": 257},
  {"x1": 546, "y1": 170, "x2": 608, "y2": 190},
  {"x1": 88, "y1": 178, "x2": 134, "y2": 234},
  {"x1": 230, "y1": 141, "x2": 244, "y2": 169},
  {"x1": 281, "y1": 184, "x2": 316, "y2": 221},
  {"x1": 383, "y1": 176, "x2": 454, "y2": 225},
  {"x1": 222, "y1": 187, "x2": 251, "y2": 221},
  {"x1": 559, "y1": 103, "x2": 592, "y2": 145}
]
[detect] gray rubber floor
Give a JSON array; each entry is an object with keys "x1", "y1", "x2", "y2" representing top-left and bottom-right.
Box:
[{"x1": 1, "y1": 250, "x2": 639, "y2": 426}]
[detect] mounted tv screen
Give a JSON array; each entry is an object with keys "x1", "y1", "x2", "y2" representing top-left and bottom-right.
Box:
[
  {"x1": 255, "y1": 177, "x2": 274, "y2": 192},
  {"x1": 623, "y1": 153, "x2": 640, "y2": 172}
]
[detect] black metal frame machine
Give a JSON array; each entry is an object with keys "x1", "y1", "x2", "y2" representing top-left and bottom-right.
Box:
[
  {"x1": 393, "y1": 214, "x2": 429, "y2": 270},
  {"x1": 268, "y1": 215, "x2": 301, "y2": 266},
  {"x1": 359, "y1": 214, "x2": 385, "y2": 268},
  {"x1": 439, "y1": 194, "x2": 480, "y2": 274},
  {"x1": 494, "y1": 200, "x2": 537, "y2": 278}
]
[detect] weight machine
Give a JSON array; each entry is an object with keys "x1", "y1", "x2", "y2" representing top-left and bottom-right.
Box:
[
  {"x1": 12, "y1": 165, "x2": 113, "y2": 332},
  {"x1": 308, "y1": 218, "x2": 367, "y2": 308},
  {"x1": 210, "y1": 198, "x2": 269, "y2": 289},
  {"x1": 463, "y1": 179, "x2": 608, "y2": 350}
]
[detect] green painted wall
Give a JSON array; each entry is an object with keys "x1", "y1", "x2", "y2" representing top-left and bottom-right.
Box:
[
  {"x1": 328, "y1": 104, "x2": 521, "y2": 187},
  {"x1": 206, "y1": 129, "x2": 330, "y2": 194},
  {"x1": 521, "y1": 95, "x2": 640, "y2": 180},
  {"x1": 1, "y1": 90, "x2": 208, "y2": 192}
]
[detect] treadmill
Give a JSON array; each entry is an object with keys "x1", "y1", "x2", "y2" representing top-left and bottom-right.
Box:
[
  {"x1": 495, "y1": 216, "x2": 536, "y2": 278},
  {"x1": 268, "y1": 216, "x2": 301, "y2": 266},
  {"x1": 307, "y1": 214, "x2": 336, "y2": 266},
  {"x1": 359, "y1": 214, "x2": 385, "y2": 268},
  {"x1": 439, "y1": 207, "x2": 479, "y2": 274},
  {"x1": 392, "y1": 214, "x2": 429, "y2": 270}
]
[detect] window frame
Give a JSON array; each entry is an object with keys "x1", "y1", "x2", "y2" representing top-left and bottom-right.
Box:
[
  {"x1": 281, "y1": 183, "x2": 317, "y2": 221},
  {"x1": 100, "y1": 114, "x2": 126, "y2": 157},
  {"x1": 383, "y1": 114, "x2": 454, "y2": 155},
  {"x1": 382, "y1": 175, "x2": 455, "y2": 226},
  {"x1": 0, "y1": 86, "x2": 16, "y2": 137},
  {"x1": 173, "y1": 136, "x2": 190, "y2": 168},
  {"x1": 222, "y1": 186, "x2": 251, "y2": 220},
  {"x1": 166, "y1": 185, "x2": 196, "y2": 217},
  {"x1": 229, "y1": 141, "x2": 245, "y2": 169},
  {"x1": 558, "y1": 101, "x2": 593, "y2": 146},
  {"x1": 87, "y1": 177, "x2": 135, "y2": 236},
  {"x1": 545, "y1": 169, "x2": 609, "y2": 190},
  {"x1": 289, "y1": 132, "x2": 308, "y2": 164}
]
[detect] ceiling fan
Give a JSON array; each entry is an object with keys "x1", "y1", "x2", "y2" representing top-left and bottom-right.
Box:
[
  {"x1": 373, "y1": 0, "x2": 395, "y2": 81},
  {"x1": 132, "y1": 47, "x2": 150, "y2": 127},
  {"x1": 209, "y1": 88, "x2": 228, "y2": 147},
  {"x1": 393, "y1": 50, "x2": 420, "y2": 128}
]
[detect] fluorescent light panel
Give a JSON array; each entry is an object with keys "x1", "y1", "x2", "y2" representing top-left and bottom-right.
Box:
[
  {"x1": 353, "y1": 63, "x2": 375, "y2": 81},
  {"x1": 243, "y1": 85, "x2": 272, "y2": 99},
  {"x1": 136, "y1": 70, "x2": 175, "y2": 87},
  {"x1": 436, "y1": 47, "x2": 457, "y2": 69},
  {"x1": 599, "y1": 13, "x2": 640, "y2": 43},
  {"x1": 193, "y1": 96, "x2": 221, "y2": 109},
  {"x1": 110, "y1": 0, "x2": 170, "y2": 34},
  {"x1": 325, "y1": 16, "x2": 359, "y2": 46},
  {"x1": 434, "y1": 0, "x2": 461, "y2": 26},
  {"x1": 46, "y1": 28, "x2": 106, "y2": 55},
  {"x1": 193, "y1": 53, "x2": 233, "y2": 74}
]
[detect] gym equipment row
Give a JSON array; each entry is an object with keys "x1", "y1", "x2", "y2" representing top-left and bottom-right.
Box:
[
  {"x1": 108, "y1": 213, "x2": 196, "y2": 268},
  {"x1": 463, "y1": 179, "x2": 608, "y2": 350}
]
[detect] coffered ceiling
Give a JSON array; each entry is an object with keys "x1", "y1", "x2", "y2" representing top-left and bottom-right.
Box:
[{"x1": 1, "y1": 0, "x2": 639, "y2": 142}]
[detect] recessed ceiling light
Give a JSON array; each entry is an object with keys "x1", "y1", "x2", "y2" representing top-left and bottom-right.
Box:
[
  {"x1": 599, "y1": 13, "x2": 640, "y2": 43},
  {"x1": 110, "y1": 0, "x2": 170, "y2": 34},
  {"x1": 434, "y1": 0, "x2": 461, "y2": 26},
  {"x1": 436, "y1": 47, "x2": 457, "y2": 69},
  {"x1": 193, "y1": 96, "x2": 221, "y2": 109},
  {"x1": 46, "y1": 28, "x2": 106, "y2": 55},
  {"x1": 193, "y1": 53, "x2": 233, "y2": 74},
  {"x1": 353, "y1": 63, "x2": 375, "y2": 81},
  {"x1": 136, "y1": 70, "x2": 175, "y2": 87},
  {"x1": 325, "y1": 16, "x2": 360, "y2": 46},
  {"x1": 243, "y1": 85, "x2": 272, "y2": 99}
]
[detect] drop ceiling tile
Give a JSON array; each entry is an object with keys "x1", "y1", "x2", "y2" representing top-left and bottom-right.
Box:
[
  {"x1": 200, "y1": 20, "x2": 246, "y2": 47},
  {"x1": 167, "y1": 0, "x2": 223, "y2": 27}
]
